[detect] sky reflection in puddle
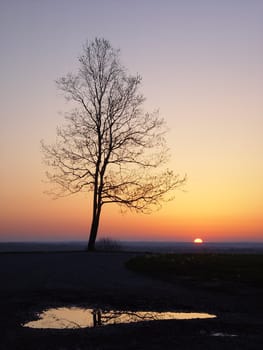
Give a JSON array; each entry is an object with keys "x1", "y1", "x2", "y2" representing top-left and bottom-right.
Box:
[
  {"x1": 23, "y1": 307, "x2": 217, "y2": 329},
  {"x1": 211, "y1": 332, "x2": 238, "y2": 337}
]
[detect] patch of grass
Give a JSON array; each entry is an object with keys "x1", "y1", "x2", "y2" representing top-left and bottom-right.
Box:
[{"x1": 126, "y1": 253, "x2": 263, "y2": 288}]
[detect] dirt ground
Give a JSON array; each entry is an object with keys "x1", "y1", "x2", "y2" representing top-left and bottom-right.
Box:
[{"x1": 0, "y1": 251, "x2": 262, "y2": 349}]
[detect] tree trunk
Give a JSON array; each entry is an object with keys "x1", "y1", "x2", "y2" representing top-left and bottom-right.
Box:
[{"x1": 87, "y1": 205, "x2": 102, "y2": 251}]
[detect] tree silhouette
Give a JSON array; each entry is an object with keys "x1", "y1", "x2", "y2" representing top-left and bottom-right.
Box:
[{"x1": 42, "y1": 38, "x2": 185, "y2": 251}]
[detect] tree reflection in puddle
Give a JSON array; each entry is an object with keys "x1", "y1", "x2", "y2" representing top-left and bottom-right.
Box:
[{"x1": 22, "y1": 307, "x2": 216, "y2": 329}]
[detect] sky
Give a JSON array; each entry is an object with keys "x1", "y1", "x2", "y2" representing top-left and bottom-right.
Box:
[{"x1": 0, "y1": 0, "x2": 262, "y2": 242}]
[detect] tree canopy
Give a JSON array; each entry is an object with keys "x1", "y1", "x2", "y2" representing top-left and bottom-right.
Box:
[{"x1": 42, "y1": 38, "x2": 185, "y2": 250}]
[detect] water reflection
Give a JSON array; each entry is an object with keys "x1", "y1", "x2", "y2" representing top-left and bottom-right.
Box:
[
  {"x1": 23, "y1": 307, "x2": 216, "y2": 329},
  {"x1": 211, "y1": 332, "x2": 238, "y2": 337}
]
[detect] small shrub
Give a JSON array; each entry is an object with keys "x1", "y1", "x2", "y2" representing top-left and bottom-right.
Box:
[{"x1": 95, "y1": 238, "x2": 122, "y2": 251}]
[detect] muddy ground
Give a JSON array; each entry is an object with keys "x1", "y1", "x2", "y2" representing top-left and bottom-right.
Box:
[{"x1": 0, "y1": 251, "x2": 262, "y2": 349}]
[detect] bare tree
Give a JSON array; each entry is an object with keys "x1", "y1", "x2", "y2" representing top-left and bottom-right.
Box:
[{"x1": 42, "y1": 38, "x2": 185, "y2": 251}]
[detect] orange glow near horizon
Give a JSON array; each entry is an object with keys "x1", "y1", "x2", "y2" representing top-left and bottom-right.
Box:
[
  {"x1": 0, "y1": 179, "x2": 263, "y2": 242},
  {"x1": 1, "y1": 194, "x2": 262, "y2": 242}
]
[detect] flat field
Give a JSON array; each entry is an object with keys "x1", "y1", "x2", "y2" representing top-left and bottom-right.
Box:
[{"x1": 126, "y1": 253, "x2": 263, "y2": 288}]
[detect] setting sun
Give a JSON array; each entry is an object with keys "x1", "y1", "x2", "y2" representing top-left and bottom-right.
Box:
[{"x1": 194, "y1": 238, "x2": 203, "y2": 244}]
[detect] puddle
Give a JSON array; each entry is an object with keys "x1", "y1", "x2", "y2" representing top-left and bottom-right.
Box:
[
  {"x1": 23, "y1": 307, "x2": 216, "y2": 329},
  {"x1": 211, "y1": 332, "x2": 238, "y2": 337}
]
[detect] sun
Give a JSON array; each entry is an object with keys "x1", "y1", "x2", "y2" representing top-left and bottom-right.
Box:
[{"x1": 194, "y1": 238, "x2": 203, "y2": 244}]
